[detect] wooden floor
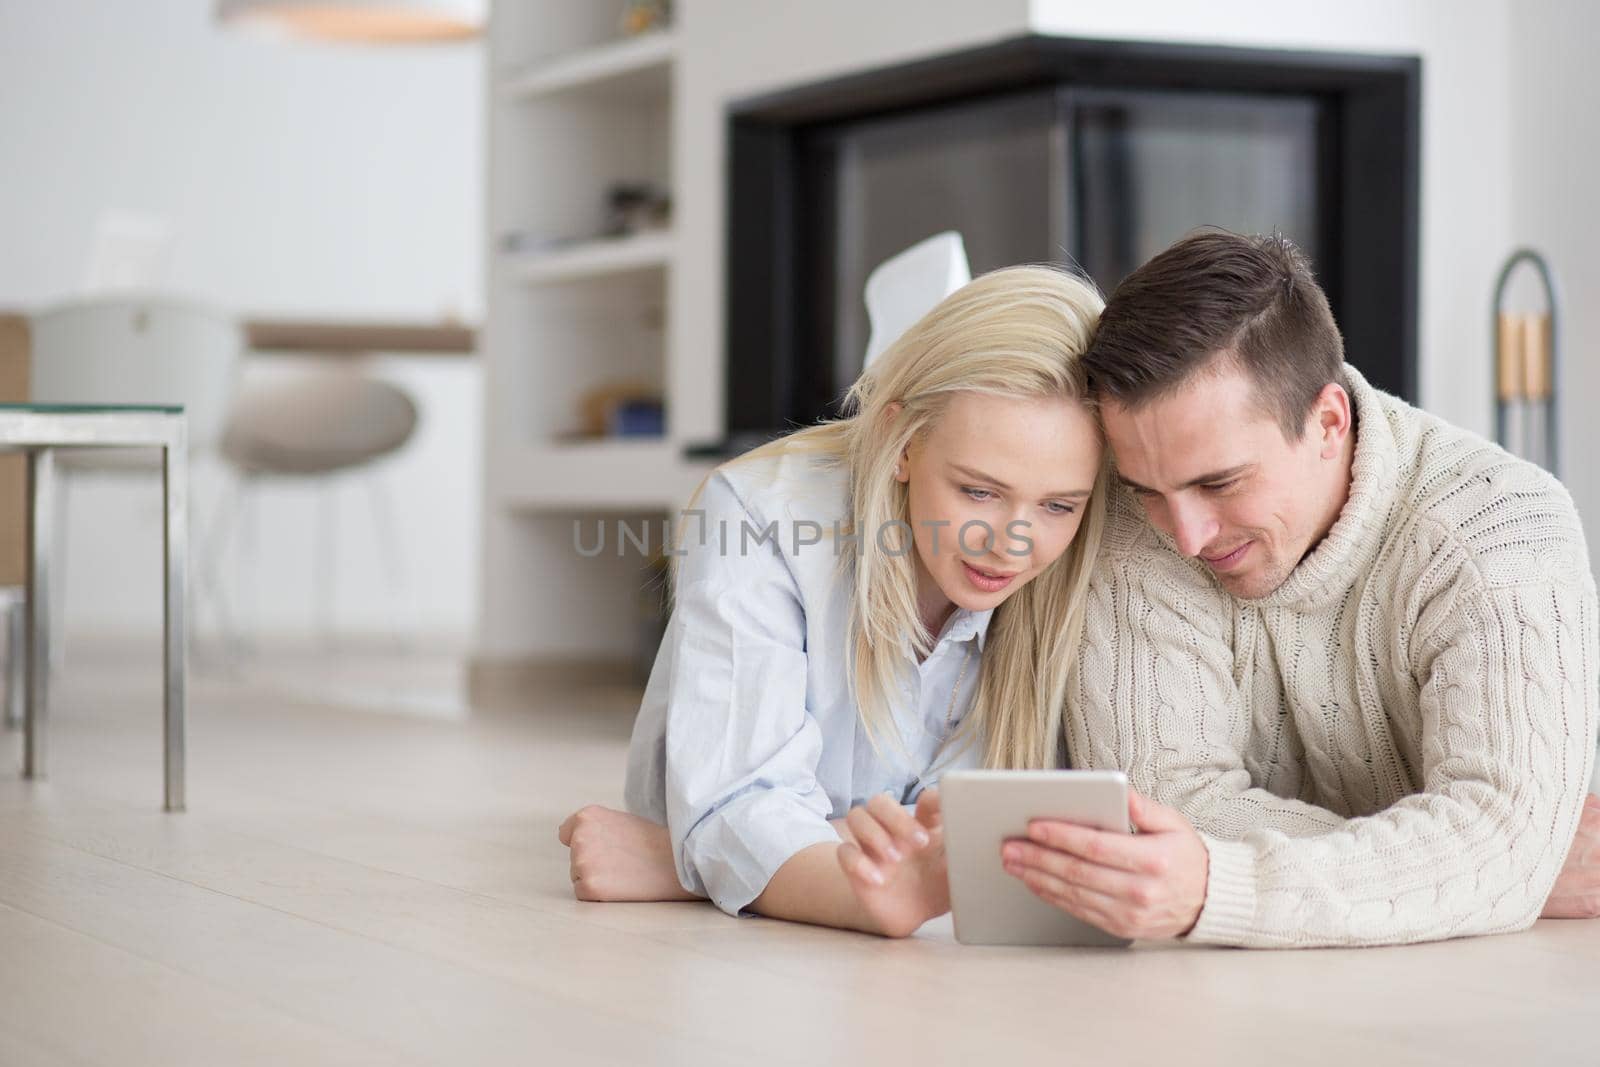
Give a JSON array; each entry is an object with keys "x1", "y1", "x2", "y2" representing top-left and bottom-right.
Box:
[{"x1": 2, "y1": 643, "x2": 1598, "y2": 1067}]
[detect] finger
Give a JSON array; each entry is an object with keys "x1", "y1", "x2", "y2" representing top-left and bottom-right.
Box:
[
  {"x1": 838, "y1": 841, "x2": 886, "y2": 887},
  {"x1": 1128, "y1": 790, "x2": 1187, "y2": 834},
  {"x1": 1010, "y1": 864, "x2": 1125, "y2": 928},
  {"x1": 1026, "y1": 820, "x2": 1165, "y2": 876},
  {"x1": 558, "y1": 813, "x2": 577, "y2": 846},
  {"x1": 1002, "y1": 840, "x2": 1145, "y2": 899},
  {"x1": 846, "y1": 803, "x2": 904, "y2": 864},
  {"x1": 1013, "y1": 864, "x2": 1124, "y2": 920},
  {"x1": 1126, "y1": 790, "x2": 1145, "y2": 833},
  {"x1": 867, "y1": 793, "x2": 932, "y2": 850},
  {"x1": 915, "y1": 788, "x2": 943, "y2": 832},
  {"x1": 1033, "y1": 887, "x2": 1126, "y2": 939}
]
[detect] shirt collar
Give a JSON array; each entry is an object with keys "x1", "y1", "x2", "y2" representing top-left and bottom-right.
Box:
[{"x1": 939, "y1": 605, "x2": 994, "y2": 652}]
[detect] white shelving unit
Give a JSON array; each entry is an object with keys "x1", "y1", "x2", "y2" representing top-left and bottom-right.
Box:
[
  {"x1": 499, "y1": 30, "x2": 675, "y2": 101},
  {"x1": 507, "y1": 231, "x2": 674, "y2": 287},
  {"x1": 478, "y1": 1, "x2": 710, "y2": 666},
  {"x1": 500, "y1": 438, "x2": 706, "y2": 512}
]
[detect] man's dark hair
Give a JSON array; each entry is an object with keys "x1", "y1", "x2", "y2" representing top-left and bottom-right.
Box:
[{"x1": 1082, "y1": 230, "x2": 1344, "y2": 440}]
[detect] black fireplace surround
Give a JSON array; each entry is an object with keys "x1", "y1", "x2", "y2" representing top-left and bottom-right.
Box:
[{"x1": 708, "y1": 34, "x2": 1420, "y2": 454}]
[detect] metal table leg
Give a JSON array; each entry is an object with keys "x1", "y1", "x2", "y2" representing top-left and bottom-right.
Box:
[
  {"x1": 4, "y1": 598, "x2": 22, "y2": 729},
  {"x1": 163, "y1": 423, "x2": 188, "y2": 812},
  {"x1": 24, "y1": 448, "x2": 53, "y2": 780}
]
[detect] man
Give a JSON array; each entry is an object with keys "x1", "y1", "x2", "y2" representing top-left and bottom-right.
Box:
[{"x1": 1003, "y1": 230, "x2": 1600, "y2": 947}]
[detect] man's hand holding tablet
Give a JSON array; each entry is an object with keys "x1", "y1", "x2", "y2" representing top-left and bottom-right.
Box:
[
  {"x1": 938, "y1": 771, "x2": 1210, "y2": 946},
  {"x1": 1001, "y1": 785, "x2": 1210, "y2": 942}
]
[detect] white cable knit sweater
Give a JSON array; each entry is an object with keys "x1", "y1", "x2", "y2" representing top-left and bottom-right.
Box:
[{"x1": 1068, "y1": 366, "x2": 1599, "y2": 948}]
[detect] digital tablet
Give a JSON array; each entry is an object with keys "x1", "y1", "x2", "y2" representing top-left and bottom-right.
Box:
[{"x1": 941, "y1": 769, "x2": 1132, "y2": 948}]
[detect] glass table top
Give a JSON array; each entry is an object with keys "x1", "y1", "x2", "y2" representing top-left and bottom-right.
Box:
[{"x1": 0, "y1": 403, "x2": 183, "y2": 414}]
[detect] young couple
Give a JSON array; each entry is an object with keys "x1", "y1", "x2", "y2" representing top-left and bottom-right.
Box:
[{"x1": 560, "y1": 231, "x2": 1600, "y2": 948}]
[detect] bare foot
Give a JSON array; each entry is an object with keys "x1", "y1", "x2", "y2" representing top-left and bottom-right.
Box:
[{"x1": 557, "y1": 805, "x2": 701, "y2": 902}]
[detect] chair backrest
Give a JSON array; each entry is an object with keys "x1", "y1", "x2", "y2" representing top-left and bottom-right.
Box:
[
  {"x1": 29, "y1": 295, "x2": 243, "y2": 453},
  {"x1": 862, "y1": 231, "x2": 972, "y2": 369}
]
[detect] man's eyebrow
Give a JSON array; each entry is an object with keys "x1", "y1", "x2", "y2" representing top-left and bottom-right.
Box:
[
  {"x1": 1117, "y1": 464, "x2": 1254, "y2": 494},
  {"x1": 951, "y1": 463, "x2": 1092, "y2": 499}
]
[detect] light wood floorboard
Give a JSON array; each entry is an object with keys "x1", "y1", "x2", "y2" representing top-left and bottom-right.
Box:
[
  {"x1": 1, "y1": 645, "x2": 1597, "y2": 1065},
  {"x1": 0, "y1": 900, "x2": 400, "y2": 1066}
]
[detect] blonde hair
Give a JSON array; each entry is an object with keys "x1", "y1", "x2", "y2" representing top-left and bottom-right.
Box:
[{"x1": 685, "y1": 265, "x2": 1108, "y2": 771}]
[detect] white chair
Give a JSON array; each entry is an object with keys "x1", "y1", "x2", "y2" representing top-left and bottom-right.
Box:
[
  {"x1": 215, "y1": 362, "x2": 418, "y2": 646},
  {"x1": 863, "y1": 231, "x2": 972, "y2": 368},
  {"x1": 30, "y1": 296, "x2": 241, "y2": 447},
  {"x1": 27, "y1": 295, "x2": 244, "y2": 663}
]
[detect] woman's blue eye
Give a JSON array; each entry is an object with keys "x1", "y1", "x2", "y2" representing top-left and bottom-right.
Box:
[
  {"x1": 962, "y1": 486, "x2": 994, "y2": 502},
  {"x1": 1044, "y1": 502, "x2": 1076, "y2": 516}
]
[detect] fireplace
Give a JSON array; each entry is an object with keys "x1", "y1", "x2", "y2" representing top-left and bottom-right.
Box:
[{"x1": 714, "y1": 35, "x2": 1420, "y2": 451}]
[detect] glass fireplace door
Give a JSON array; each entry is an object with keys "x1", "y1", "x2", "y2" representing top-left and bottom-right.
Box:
[
  {"x1": 1066, "y1": 87, "x2": 1332, "y2": 293},
  {"x1": 791, "y1": 83, "x2": 1336, "y2": 423}
]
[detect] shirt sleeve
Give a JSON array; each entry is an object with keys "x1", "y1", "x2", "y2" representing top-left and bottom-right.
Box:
[
  {"x1": 660, "y1": 473, "x2": 841, "y2": 916},
  {"x1": 1072, "y1": 550, "x2": 1599, "y2": 948}
]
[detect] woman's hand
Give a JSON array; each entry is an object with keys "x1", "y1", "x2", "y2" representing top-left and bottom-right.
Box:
[
  {"x1": 557, "y1": 805, "x2": 701, "y2": 902},
  {"x1": 836, "y1": 789, "x2": 951, "y2": 937}
]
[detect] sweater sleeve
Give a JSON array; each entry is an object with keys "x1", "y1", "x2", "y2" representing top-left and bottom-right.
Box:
[{"x1": 1073, "y1": 554, "x2": 1600, "y2": 948}]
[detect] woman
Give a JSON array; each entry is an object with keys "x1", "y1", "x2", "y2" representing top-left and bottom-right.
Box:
[{"x1": 559, "y1": 265, "x2": 1107, "y2": 936}]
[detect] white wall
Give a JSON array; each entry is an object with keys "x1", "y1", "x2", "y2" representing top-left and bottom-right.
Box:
[
  {"x1": 1508, "y1": 0, "x2": 1600, "y2": 574},
  {"x1": 0, "y1": 0, "x2": 484, "y2": 640}
]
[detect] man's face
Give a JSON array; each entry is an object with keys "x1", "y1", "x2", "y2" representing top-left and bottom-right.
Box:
[{"x1": 1100, "y1": 359, "x2": 1348, "y2": 600}]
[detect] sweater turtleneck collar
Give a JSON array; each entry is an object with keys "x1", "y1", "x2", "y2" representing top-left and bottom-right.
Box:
[{"x1": 1256, "y1": 364, "x2": 1401, "y2": 611}]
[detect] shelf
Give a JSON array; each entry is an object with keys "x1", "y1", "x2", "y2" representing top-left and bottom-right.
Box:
[
  {"x1": 506, "y1": 231, "x2": 673, "y2": 286},
  {"x1": 500, "y1": 31, "x2": 675, "y2": 102},
  {"x1": 497, "y1": 438, "x2": 711, "y2": 512}
]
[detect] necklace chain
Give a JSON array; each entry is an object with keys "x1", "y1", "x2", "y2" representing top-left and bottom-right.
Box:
[{"x1": 943, "y1": 640, "x2": 976, "y2": 730}]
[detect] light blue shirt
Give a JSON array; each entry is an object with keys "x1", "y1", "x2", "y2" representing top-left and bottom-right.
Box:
[{"x1": 624, "y1": 450, "x2": 992, "y2": 915}]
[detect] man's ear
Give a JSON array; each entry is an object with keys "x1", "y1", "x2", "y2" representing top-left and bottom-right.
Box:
[{"x1": 1311, "y1": 382, "x2": 1352, "y2": 459}]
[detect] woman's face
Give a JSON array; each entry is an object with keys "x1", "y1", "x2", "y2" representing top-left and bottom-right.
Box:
[{"x1": 896, "y1": 391, "x2": 1102, "y2": 629}]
